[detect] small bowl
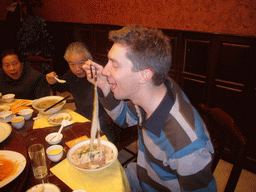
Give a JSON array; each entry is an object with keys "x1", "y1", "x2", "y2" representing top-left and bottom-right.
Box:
[
  {"x1": 2, "y1": 94, "x2": 15, "y2": 103},
  {"x1": 46, "y1": 145, "x2": 63, "y2": 162},
  {"x1": 0, "y1": 111, "x2": 14, "y2": 122},
  {"x1": 18, "y1": 108, "x2": 34, "y2": 120},
  {"x1": 45, "y1": 132, "x2": 63, "y2": 145},
  {"x1": 11, "y1": 116, "x2": 25, "y2": 129}
]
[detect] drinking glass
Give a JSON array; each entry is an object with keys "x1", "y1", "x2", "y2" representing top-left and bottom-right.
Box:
[{"x1": 28, "y1": 143, "x2": 48, "y2": 179}]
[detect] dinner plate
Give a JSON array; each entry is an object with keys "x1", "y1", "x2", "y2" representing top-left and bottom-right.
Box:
[
  {"x1": 26, "y1": 183, "x2": 61, "y2": 192},
  {"x1": 0, "y1": 105, "x2": 11, "y2": 113},
  {"x1": 48, "y1": 112, "x2": 72, "y2": 125},
  {"x1": 0, "y1": 150, "x2": 26, "y2": 188},
  {"x1": 0, "y1": 122, "x2": 12, "y2": 143}
]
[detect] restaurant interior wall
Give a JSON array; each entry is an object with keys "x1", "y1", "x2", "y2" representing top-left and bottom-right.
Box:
[
  {"x1": 0, "y1": 0, "x2": 255, "y2": 37},
  {"x1": 0, "y1": 0, "x2": 255, "y2": 173}
]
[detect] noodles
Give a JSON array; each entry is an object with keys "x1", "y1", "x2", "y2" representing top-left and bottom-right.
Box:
[{"x1": 70, "y1": 143, "x2": 115, "y2": 170}]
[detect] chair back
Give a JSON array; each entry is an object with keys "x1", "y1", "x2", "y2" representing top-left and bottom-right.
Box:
[
  {"x1": 198, "y1": 103, "x2": 246, "y2": 192},
  {"x1": 24, "y1": 55, "x2": 56, "y2": 95},
  {"x1": 108, "y1": 120, "x2": 138, "y2": 167},
  {"x1": 23, "y1": 55, "x2": 53, "y2": 75}
]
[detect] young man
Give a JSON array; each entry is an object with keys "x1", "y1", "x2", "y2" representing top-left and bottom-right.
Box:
[
  {"x1": 83, "y1": 26, "x2": 217, "y2": 191},
  {"x1": 46, "y1": 42, "x2": 116, "y2": 144}
]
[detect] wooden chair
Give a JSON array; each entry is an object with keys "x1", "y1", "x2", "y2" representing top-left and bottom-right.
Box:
[
  {"x1": 23, "y1": 55, "x2": 56, "y2": 95},
  {"x1": 108, "y1": 120, "x2": 138, "y2": 167},
  {"x1": 24, "y1": 55, "x2": 53, "y2": 74},
  {"x1": 198, "y1": 103, "x2": 247, "y2": 192}
]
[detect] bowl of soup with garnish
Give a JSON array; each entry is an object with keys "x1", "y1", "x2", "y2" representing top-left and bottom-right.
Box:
[
  {"x1": 32, "y1": 96, "x2": 66, "y2": 115},
  {"x1": 67, "y1": 139, "x2": 118, "y2": 172}
]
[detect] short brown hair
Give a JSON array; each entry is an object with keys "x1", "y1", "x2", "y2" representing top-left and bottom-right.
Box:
[{"x1": 109, "y1": 25, "x2": 172, "y2": 85}]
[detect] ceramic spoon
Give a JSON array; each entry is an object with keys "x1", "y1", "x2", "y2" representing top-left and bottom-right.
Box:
[
  {"x1": 54, "y1": 77, "x2": 66, "y2": 83},
  {"x1": 50, "y1": 119, "x2": 72, "y2": 141}
]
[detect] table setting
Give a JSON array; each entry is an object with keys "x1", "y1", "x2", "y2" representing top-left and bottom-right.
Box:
[{"x1": 0, "y1": 92, "x2": 131, "y2": 192}]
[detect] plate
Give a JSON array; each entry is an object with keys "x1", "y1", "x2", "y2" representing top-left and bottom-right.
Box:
[
  {"x1": 26, "y1": 183, "x2": 61, "y2": 192},
  {"x1": 0, "y1": 150, "x2": 26, "y2": 188},
  {"x1": 48, "y1": 112, "x2": 72, "y2": 125},
  {"x1": 0, "y1": 122, "x2": 12, "y2": 143},
  {"x1": 0, "y1": 105, "x2": 11, "y2": 113}
]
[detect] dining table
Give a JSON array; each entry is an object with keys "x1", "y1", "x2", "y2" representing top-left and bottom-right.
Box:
[{"x1": 0, "y1": 99, "x2": 131, "y2": 192}]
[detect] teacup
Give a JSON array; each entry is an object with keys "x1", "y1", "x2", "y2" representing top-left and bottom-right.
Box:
[{"x1": 11, "y1": 116, "x2": 25, "y2": 129}]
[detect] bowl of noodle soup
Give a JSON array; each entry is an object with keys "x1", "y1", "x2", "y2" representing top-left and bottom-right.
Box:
[
  {"x1": 67, "y1": 139, "x2": 118, "y2": 172},
  {"x1": 32, "y1": 96, "x2": 66, "y2": 115}
]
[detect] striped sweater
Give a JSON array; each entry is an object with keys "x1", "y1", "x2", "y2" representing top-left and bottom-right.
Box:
[{"x1": 100, "y1": 77, "x2": 217, "y2": 191}]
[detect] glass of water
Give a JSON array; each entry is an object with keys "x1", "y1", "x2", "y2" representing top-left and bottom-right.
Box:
[{"x1": 28, "y1": 143, "x2": 48, "y2": 179}]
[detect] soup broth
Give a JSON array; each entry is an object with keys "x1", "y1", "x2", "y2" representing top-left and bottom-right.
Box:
[
  {"x1": 35, "y1": 99, "x2": 64, "y2": 109},
  {"x1": 70, "y1": 143, "x2": 115, "y2": 170},
  {"x1": 11, "y1": 118, "x2": 23, "y2": 123}
]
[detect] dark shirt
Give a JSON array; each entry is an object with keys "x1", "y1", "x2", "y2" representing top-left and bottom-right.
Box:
[
  {"x1": 0, "y1": 63, "x2": 50, "y2": 100},
  {"x1": 50, "y1": 70, "x2": 103, "y2": 120}
]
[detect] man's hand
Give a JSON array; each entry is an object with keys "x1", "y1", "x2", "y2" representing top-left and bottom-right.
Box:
[
  {"x1": 82, "y1": 60, "x2": 111, "y2": 97},
  {"x1": 46, "y1": 72, "x2": 58, "y2": 84}
]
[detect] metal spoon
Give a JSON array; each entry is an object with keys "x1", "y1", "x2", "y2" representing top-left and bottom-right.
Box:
[{"x1": 54, "y1": 77, "x2": 66, "y2": 83}]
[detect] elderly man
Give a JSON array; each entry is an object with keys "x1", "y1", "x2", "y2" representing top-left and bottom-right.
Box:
[
  {"x1": 0, "y1": 49, "x2": 50, "y2": 100},
  {"x1": 46, "y1": 42, "x2": 116, "y2": 144},
  {"x1": 83, "y1": 26, "x2": 217, "y2": 192}
]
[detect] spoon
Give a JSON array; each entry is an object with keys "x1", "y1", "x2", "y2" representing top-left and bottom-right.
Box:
[
  {"x1": 54, "y1": 77, "x2": 66, "y2": 83},
  {"x1": 50, "y1": 120, "x2": 72, "y2": 141}
]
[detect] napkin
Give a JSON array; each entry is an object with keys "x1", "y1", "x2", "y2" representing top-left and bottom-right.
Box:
[
  {"x1": 65, "y1": 135, "x2": 90, "y2": 148},
  {"x1": 50, "y1": 136, "x2": 131, "y2": 192},
  {"x1": 50, "y1": 159, "x2": 130, "y2": 192},
  {"x1": 33, "y1": 108, "x2": 90, "y2": 129}
]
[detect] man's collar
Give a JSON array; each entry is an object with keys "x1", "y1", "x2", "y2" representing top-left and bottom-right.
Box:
[{"x1": 142, "y1": 87, "x2": 174, "y2": 137}]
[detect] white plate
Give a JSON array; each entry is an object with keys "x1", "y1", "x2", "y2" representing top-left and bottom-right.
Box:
[
  {"x1": 0, "y1": 105, "x2": 11, "y2": 113},
  {"x1": 0, "y1": 150, "x2": 26, "y2": 188},
  {"x1": 26, "y1": 183, "x2": 61, "y2": 192},
  {"x1": 0, "y1": 122, "x2": 12, "y2": 143},
  {"x1": 48, "y1": 112, "x2": 72, "y2": 125}
]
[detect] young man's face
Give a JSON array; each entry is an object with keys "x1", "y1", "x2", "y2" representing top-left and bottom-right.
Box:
[
  {"x1": 67, "y1": 53, "x2": 87, "y2": 78},
  {"x1": 2, "y1": 54, "x2": 23, "y2": 80},
  {"x1": 102, "y1": 43, "x2": 141, "y2": 101}
]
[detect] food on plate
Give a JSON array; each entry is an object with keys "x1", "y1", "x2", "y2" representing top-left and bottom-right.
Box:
[
  {"x1": 0, "y1": 157, "x2": 18, "y2": 181},
  {"x1": 10, "y1": 100, "x2": 32, "y2": 114},
  {"x1": 70, "y1": 143, "x2": 115, "y2": 170},
  {"x1": 35, "y1": 99, "x2": 64, "y2": 109},
  {"x1": 48, "y1": 113, "x2": 71, "y2": 124}
]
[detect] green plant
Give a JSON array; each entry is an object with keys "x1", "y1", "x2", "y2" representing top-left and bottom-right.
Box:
[{"x1": 17, "y1": 15, "x2": 54, "y2": 58}]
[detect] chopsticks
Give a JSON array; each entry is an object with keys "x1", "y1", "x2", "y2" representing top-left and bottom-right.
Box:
[{"x1": 44, "y1": 95, "x2": 70, "y2": 112}]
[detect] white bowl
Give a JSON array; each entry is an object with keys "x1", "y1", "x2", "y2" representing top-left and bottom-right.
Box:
[
  {"x1": 45, "y1": 132, "x2": 63, "y2": 145},
  {"x1": 46, "y1": 145, "x2": 63, "y2": 162},
  {"x1": 11, "y1": 116, "x2": 25, "y2": 129},
  {"x1": 18, "y1": 108, "x2": 34, "y2": 120},
  {"x1": 2, "y1": 94, "x2": 15, "y2": 103},
  {"x1": 0, "y1": 111, "x2": 14, "y2": 122},
  {"x1": 67, "y1": 139, "x2": 118, "y2": 172},
  {"x1": 32, "y1": 96, "x2": 66, "y2": 115}
]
